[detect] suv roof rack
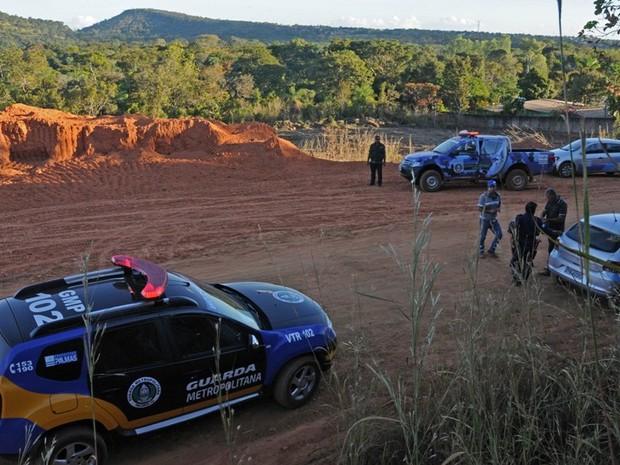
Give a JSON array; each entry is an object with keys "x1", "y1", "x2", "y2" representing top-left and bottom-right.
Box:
[
  {"x1": 13, "y1": 269, "x2": 123, "y2": 300},
  {"x1": 29, "y1": 296, "x2": 199, "y2": 339}
]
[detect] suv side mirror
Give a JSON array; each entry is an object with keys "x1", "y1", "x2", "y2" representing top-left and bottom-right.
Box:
[{"x1": 249, "y1": 334, "x2": 260, "y2": 350}]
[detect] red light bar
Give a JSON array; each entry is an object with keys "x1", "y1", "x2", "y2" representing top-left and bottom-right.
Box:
[
  {"x1": 458, "y1": 130, "x2": 479, "y2": 137},
  {"x1": 111, "y1": 255, "x2": 168, "y2": 299}
]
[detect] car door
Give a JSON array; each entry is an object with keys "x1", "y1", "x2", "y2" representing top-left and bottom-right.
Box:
[
  {"x1": 92, "y1": 318, "x2": 182, "y2": 426},
  {"x1": 602, "y1": 142, "x2": 620, "y2": 174},
  {"x1": 449, "y1": 139, "x2": 481, "y2": 177},
  {"x1": 583, "y1": 140, "x2": 605, "y2": 173},
  {"x1": 164, "y1": 313, "x2": 266, "y2": 415}
]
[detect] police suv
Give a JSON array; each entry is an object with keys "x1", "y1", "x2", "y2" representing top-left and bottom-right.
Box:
[{"x1": 0, "y1": 255, "x2": 337, "y2": 464}]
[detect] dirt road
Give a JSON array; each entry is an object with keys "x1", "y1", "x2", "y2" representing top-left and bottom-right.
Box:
[{"x1": 1, "y1": 118, "x2": 619, "y2": 464}]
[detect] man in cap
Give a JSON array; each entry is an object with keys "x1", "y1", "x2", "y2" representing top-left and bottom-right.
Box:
[
  {"x1": 477, "y1": 180, "x2": 503, "y2": 258},
  {"x1": 539, "y1": 188, "x2": 568, "y2": 276},
  {"x1": 367, "y1": 134, "x2": 386, "y2": 186}
]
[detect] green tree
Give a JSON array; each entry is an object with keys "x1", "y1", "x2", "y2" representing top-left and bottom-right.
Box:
[
  {"x1": 318, "y1": 49, "x2": 374, "y2": 114},
  {"x1": 229, "y1": 43, "x2": 286, "y2": 95},
  {"x1": 400, "y1": 82, "x2": 441, "y2": 112},
  {"x1": 59, "y1": 48, "x2": 121, "y2": 115},
  {"x1": 581, "y1": 0, "x2": 620, "y2": 40},
  {"x1": 441, "y1": 55, "x2": 473, "y2": 113},
  {"x1": 518, "y1": 69, "x2": 554, "y2": 100}
]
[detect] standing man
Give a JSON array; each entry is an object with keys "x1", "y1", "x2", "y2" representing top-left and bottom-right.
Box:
[
  {"x1": 509, "y1": 201, "x2": 543, "y2": 285},
  {"x1": 539, "y1": 188, "x2": 568, "y2": 276},
  {"x1": 477, "y1": 180, "x2": 503, "y2": 258},
  {"x1": 368, "y1": 135, "x2": 386, "y2": 186}
]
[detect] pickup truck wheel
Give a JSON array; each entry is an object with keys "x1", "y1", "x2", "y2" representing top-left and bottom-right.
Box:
[
  {"x1": 558, "y1": 162, "x2": 574, "y2": 178},
  {"x1": 273, "y1": 356, "x2": 320, "y2": 409},
  {"x1": 505, "y1": 169, "x2": 528, "y2": 190},
  {"x1": 37, "y1": 426, "x2": 107, "y2": 465},
  {"x1": 419, "y1": 170, "x2": 443, "y2": 192}
]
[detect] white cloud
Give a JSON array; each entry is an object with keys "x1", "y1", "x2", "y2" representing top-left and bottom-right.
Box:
[
  {"x1": 436, "y1": 15, "x2": 480, "y2": 31},
  {"x1": 67, "y1": 15, "x2": 98, "y2": 30},
  {"x1": 331, "y1": 15, "x2": 421, "y2": 29}
]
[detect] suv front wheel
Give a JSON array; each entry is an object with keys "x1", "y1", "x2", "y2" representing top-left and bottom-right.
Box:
[
  {"x1": 273, "y1": 356, "x2": 320, "y2": 409},
  {"x1": 36, "y1": 426, "x2": 108, "y2": 465}
]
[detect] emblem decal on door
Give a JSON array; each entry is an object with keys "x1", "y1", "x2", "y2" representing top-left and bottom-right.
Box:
[{"x1": 127, "y1": 376, "x2": 162, "y2": 408}]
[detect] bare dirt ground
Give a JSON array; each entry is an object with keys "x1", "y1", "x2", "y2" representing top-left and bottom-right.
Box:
[{"x1": 1, "y1": 106, "x2": 619, "y2": 465}]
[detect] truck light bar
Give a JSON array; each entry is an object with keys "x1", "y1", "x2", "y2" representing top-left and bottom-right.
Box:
[
  {"x1": 111, "y1": 255, "x2": 168, "y2": 299},
  {"x1": 458, "y1": 130, "x2": 479, "y2": 137}
]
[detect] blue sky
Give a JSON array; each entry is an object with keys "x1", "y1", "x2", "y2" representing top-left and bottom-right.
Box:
[{"x1": 0, "y1": 0, "x2": 597, "y2": 36}]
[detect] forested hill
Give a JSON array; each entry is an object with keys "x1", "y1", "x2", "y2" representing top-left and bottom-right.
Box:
[
  {"x1": 77, "y1": 9, "x2": 557, "y2": 45},
  {"x1": 0, "y1": 8, "x2": 566, "y2": 48},
  {"x1": 0, "y1": 11, "x2": 76, "y2": 48},
  {"x1": 76, "y1": 8, "x2": 521, "y2": 44}
]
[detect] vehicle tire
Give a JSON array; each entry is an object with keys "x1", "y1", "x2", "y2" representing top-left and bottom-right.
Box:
[
  {"x1": 273, "y1": 356, "x2": 320, "y2": 409},
  {"x1": 419, "y1": 170, "x2": 443, "y2": 192},
  {"x1": 505, "y1": 169, "x2": 528, "y2": 190},
  {"x1": 35, "y1": 426, "x2": 107, "y2": 465},
  {"x1": 558, "y1": 162, "x2": 574, "y2": 178}
]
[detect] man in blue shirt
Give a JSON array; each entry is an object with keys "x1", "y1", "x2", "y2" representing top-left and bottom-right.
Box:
[{"x1": 477, "y1": 180, "x2": 503, "y2": 258}]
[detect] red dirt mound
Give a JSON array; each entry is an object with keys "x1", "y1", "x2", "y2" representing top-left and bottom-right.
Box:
[{"x1": 0, "y1": 104, "x2": 305, "y2": 167}]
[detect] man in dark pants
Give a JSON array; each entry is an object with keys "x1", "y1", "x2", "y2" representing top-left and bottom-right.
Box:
[
  {"x1": 509, "y1": 201, "x2": 543, "y2": 285},
  {"x1": 367, "y1": 135, "x2": 386, "y2": 186},
  {"x1": 539, "y1": 188, "x2": 568, "y2": 276}
]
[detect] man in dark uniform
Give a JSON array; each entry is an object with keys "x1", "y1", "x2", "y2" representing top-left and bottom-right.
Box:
[
  {"x1": 509, "y1": 201, "x2": 543, "y2": 285},
  {"x1": 539, "y1": 188, "x2": 568, "y2": 276},
  {"x1": 367, "y1": 135, "x2": 386, "y2": 186}
]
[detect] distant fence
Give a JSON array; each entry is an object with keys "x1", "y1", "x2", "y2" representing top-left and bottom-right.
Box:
[{"x1": 434, "y1": 113, "x2": 616, "y2": 136}]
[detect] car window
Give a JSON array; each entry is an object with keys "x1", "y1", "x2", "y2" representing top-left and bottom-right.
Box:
[
  {"x1": 585, "y1": 142, "x2": 603, "y2": 153},
  {"x1": 169, "y1": 315, "x2": 216, "y2": 357},
  {"x1": 566, "y1": 222, "x2": 620, "y2": 253},
  {"x1": 480, "y1": 139, "x2": 504, "y2": 156},
  {"x1": 604, "y1": 143, "x2": 620, "y2": 153},
  {"x1": 36, "y1": 339, "x2": 83, "y2": 381},
  {"x1": 169, "y1": 315, "x2": 245, "y2": 358},
  {"x1": 97, "y1": 321, "x2": 164, "y2": 372}
]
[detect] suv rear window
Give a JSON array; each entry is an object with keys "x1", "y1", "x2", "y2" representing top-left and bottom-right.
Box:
[
  {"x1": 37, "y1": 339, "x2": 83, "y2": 381},
  {"x1": 566, "y1": 222, "x2": 620, "y2": 253}
]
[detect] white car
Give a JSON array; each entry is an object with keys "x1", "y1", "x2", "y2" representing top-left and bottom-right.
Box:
[
  {"x1": 552, "y1": 138, "x2": 620, "y2": 178},
  {"x1": 548, "y1": 213, "x2": 620, "y2": 302}
]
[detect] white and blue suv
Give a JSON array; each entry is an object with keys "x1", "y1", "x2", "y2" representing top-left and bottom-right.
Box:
[{"x1": 0, "y1": 255, "x2": 337, "y2": 464}]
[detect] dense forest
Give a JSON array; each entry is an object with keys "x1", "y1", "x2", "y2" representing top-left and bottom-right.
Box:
[{"x1": 0, "y1": 8, "x2": 619, "y2": 127}]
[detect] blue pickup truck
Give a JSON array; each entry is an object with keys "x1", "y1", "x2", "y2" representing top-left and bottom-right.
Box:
[{"x1": 398, "y1": 131, "x2": 555, "y2": 192}]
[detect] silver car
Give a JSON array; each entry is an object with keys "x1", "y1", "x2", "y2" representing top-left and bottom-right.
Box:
[
  {"x1": 548, "y1": 213, "x2": 620, "y2": 301},
  {"x1": 552, "y1": 138, "x2": 620, "y2": 178}
]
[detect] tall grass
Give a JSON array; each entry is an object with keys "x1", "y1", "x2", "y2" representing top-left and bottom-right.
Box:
[
  {"x1": 332, "y1": 4, "x2": 620, "y2": 462},
  {"x1": 299, "y1": 127, "x2": 409, "y2": 163},
  {"x1": 332, "y1": 160, "x2": 620, "y2": 464}
]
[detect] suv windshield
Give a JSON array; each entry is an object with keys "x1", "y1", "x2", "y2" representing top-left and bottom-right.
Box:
[{"x1": 175, "y1": 274, "x2": 261, "y2": 329}]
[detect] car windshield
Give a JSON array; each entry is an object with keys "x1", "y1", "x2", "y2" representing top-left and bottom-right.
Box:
[
  {"x1": 566, "y1": 222, "x2": 620, "y2": 254},
  {"x1": 433, "y1": 138, "x2": 460, "y2": 154},
  {"x1": 562, "y1": 140, "x2": 587, "y2": 152}
]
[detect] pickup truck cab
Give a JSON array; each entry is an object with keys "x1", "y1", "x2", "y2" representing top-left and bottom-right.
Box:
[{"x1": 398, "y1": 131, "x2": 555, "y2": 192}]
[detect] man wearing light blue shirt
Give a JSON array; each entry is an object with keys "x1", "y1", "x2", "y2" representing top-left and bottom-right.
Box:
[{"x1": 477, "y1": 180, "x2": 503, "y2": 258}]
